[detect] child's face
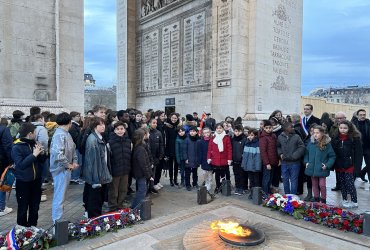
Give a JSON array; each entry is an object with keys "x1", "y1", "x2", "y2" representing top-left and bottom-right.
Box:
[
  {"x1": 234, "y1": 129, "x2": 242, "y2": 137},
  {"x1": 96, "y1": 122, "x2": 106, "y2": 134},
  {"x1": 215, "y1": 126, "x2": 224, "y2": 134},
  {"x1": 135, "y1": 114, "x2": 142, "y2": 122},
  {"x1": 263, "y1": 126, "x2": 273, "y2": 134},
  {"x1": 189, "y1": 130, "x2": 197, "y2": 136},
  {"x1": 141, "y1": 116, "x2": 148, "y2": 123},
  {"x1": 114, "y1": 125, "x2": 126, "y2": 137},
  {"x1": 313, "y1": 129, "x2": 323, "y2": 140},
  {"x1": 178, "y1": 130, "x2": 185, "y2": 137},
  {"x1": 202, "y1": 129, "x2": 211, "y2": 138},
  {"x1": 247, "y1": 133, "x2": 255, "y2": 141},
  {"x1": 243, "y1": 129, "x2": 249, "y2": 136},
  {"x1": 150, "y1": 119, "x2": 157, "y2": 129},
  {"x1": 310, "y1": 128, "x2": 315, "y2": 136},
  {"x1": 339, "y1": 124, "x2": 349, "y2": 135},
  {"x1": 170, "y1": 115, "x2": 178, "y2": 124},
  {"x1": 144, "y1": 132, "x2": 149, "y2": 140}
]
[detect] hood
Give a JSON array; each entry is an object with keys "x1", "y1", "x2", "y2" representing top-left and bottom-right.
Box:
[
  {"x1": 310, "y1": 134, "x2": 331, "y2": 144},
  {"x1": 32, "y1": 121, "x2": 44, "y2": 127},
  {"x1": 45, "y1": 122, "x2": 58, "y2": 130}
]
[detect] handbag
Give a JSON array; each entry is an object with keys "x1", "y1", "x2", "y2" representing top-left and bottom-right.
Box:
[{"x1": 0, "y1": 165, "x2": 15, "y2": 193}]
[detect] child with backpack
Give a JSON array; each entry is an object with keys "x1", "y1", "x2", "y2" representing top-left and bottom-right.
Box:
[{"x1": 183, "y1": 126, "x2": 200, "y2": 191}]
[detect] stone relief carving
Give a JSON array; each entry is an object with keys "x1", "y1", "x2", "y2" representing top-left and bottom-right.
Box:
[
  {"x1": 141, "y1": 0, "x2": 178, "y2": 17},
  {"x1": 271, "y1": 75, "x2": 289, "y2": 91},
  {"x1": 272, "y1": 4, "x2": 291, "y2": 23}
]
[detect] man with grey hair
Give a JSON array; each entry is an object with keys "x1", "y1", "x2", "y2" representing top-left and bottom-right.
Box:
[{"x1": 329, "y1": 111, "x2": 347, "y2": 191}]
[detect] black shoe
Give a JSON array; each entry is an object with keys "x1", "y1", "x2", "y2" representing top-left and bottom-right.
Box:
[
  {"x1": 174, "y1": 180, "x2": 179, "y2": 186},
  {"x1": 186, "y1": 186, "x2": 192, "y2": 191},
  {"x1": 150, "y1": 188, "x2": 159, "y2": 194},
  {"x1": 360, "y1": 176, "x2": 368, "y2": 183},
  {"x1": 170, "y1": 180, "x2": 174, "y2": 187},
  {"x1": 214, "y1": 187, "x2": 220, "y2": 194},
  {"x1": 310, "y1": 197, "x2": 320, "y2": 202},
  {"x1": 127, "y1": 187, "x2": 135, "y2": 195},
  {"x1": 331, "y1": 186, "x2": 341, "y2": 191},
  {"x1": 320, "y1": 198, "x2": 326, "y2": 204}
]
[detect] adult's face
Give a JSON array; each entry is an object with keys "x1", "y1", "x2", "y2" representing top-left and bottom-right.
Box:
[
  {"x1": 335, "y1": 113, "x2": 346, "y2": 124},
  {"x1": 358, "y1": 111, "x2": 366, "y2": 122},
  {"x1": 170, "y1": 115, "x2": 178, "y2": 124},
  {"x1": 94, "y1": 109, "x2": 106, "y2": 120},
  {"x1": 303, "y1": 106, "x2": 312, "y2": 116}
]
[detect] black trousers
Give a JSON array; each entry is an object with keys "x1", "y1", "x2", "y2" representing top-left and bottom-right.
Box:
[
  {"x1": 16, "y1": 178, "x2": 42, "y2": 227},
  {"x1": 185, "y1": 167, "x2": 198, "y2": 187},
  {"x1": 297, "y1": 162, "x2": 305, "y2": 194},
  {"x1": 154, "y1": 159, "x2": 164, "y2": 185},
  {"x1": 360, "y1": 148, "x2": 370, "y2": 178},
  {"x1": 168, "y1": 156, "x2": 179, "y2": 183},
  {"x1": 85, "y1": 183, "x2": 107, "y2": 218},
  {"x1": 214, "y1": 166, "x2": 230, "y2": 188},
  {"x1": 233, "y1": 163, "x2": 248, "y2": 190},
  {"x1": 338, "y1": 172, "x2": 357, "y2": 202},
  {"x1": 248, "y1": 171, "x2": 261, "y2": 189},
  {"x1": 272, "y1": 165, "x2": 281, "y2": 187}
]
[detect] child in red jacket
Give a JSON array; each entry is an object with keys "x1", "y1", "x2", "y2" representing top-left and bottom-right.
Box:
[
  {"x1": 259, "y1": 120, "x2": 280, "y2": 194},
  {"x1": 207, "y1": 123, "x2": 232, "y2": 193}
]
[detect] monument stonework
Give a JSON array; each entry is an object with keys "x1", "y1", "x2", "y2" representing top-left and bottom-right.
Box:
[
  {"x1": 117, "y1": 0, "x2": 303, "y2": 121},
  {"x1": 0, "y1": 0, "x2": 84, "y2": 116}
]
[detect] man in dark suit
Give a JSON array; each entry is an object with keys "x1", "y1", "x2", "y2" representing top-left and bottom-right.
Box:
[{"x1": 301, "y1": 104, "x2": 321, "y2": 138}]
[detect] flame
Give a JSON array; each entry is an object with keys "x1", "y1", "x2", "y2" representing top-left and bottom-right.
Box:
[{"x1": 210, "y1": 220, "x2": 252, "y2": 237}]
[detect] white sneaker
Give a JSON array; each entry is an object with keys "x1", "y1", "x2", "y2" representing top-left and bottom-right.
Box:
[
  {"x1": 0, "y1": 207, "x2": 13, "y2": 216},
  {"x1": 157, "y1": 183, "x2": 164, "y2": 188},
  {"x1": 365, "y1": 183, "x2": 370, "y2": 191},
  {"x1": 153, "y1": 185, "x2": 160, "y2": 191},
  {"x1": 41, "y1": 194, "x2": 47, "y2": 202},
  {"x1": 351, "y1": 202, "x2": 359, "y2": 208},
  {"x1": 342, "y1": 200, "x2": 349, "y2": 207}
]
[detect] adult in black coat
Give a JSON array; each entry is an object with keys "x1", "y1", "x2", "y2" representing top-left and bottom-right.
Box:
[
  {"x1": 165, "y1": 113, "x2": 180, "y2": 186},
  {"x1": 205, "y1": 113, "x2": 216, "y2": 131},
  {"x1": 301, "y1": 104, "x2": 321, "y2": 138},
  {"x1": 107, "y1": 122, "x2": 132, "y2": 211},
  {"x1": 231, "y1": 125, "x2": 248, "y2": 193}
]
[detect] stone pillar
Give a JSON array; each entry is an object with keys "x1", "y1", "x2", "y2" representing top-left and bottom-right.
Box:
[
  {"x1": 58, "y1": 0, "x2": 85, "y2": 113},
  {"x1": 117, "y1": 0, "x2": 136, "y2": 110}
]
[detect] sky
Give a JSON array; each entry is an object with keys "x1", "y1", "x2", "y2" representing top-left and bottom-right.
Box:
[{"x1": 84, "y1": 0, "x2": 370, "y2": 96}]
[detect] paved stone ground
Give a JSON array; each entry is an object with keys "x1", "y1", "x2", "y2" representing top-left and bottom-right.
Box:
[{"x1": 1, "y1": 169, "x2": 370, "y2": 249}]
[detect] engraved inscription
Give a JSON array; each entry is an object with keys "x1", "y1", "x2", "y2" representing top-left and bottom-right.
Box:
[
  {"x1": 216, "y1": 0, "x2": 232, "y2": 80},
  {"x1": 162, "y1": 22, "x2": 180, "y2": 88},
  {"x1": 143, "y1": 30, "x2": 159, "y2": 90}
]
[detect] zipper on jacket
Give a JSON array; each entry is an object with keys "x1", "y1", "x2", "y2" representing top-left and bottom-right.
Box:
[{"x1": 28, "y1": 144, "x2": 37, "y2": 180}]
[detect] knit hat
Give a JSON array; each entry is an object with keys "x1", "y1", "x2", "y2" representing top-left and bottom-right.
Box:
[{"x1": 186, "y1": 114, "x2": 194, "y2": 121}]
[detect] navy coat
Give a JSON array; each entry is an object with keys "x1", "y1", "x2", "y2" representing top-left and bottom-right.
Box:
[
  {"x1": 197, "y1": 138, "x2": 212, "y2": 171},
  {"x1": 182, "y1": 136, "x2": 199, "y2": 168}
]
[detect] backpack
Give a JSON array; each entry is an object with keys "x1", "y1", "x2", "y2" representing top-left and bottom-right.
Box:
[
  {"x1": 7, "y1": 122, "x2": 20, "y2": 139},
  {"x1": 78, "y1": 127, "x2": 92, "y2": 155},
  {"x1": 0, "y1": 165, "x2": 15, "y2": 193}
]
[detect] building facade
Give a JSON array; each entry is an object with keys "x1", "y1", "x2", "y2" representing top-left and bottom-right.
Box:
[
  {"x1": 310, "y1": 86, "x2": 370, "y2": 106},
  {"x1": 117, "y1": 0, "x2": 303, "y2": 121},
  {"x1": 0, "y1": 0, "x2": 84, "y2": 116}
]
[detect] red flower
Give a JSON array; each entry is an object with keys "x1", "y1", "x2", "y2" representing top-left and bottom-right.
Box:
[
  {"x1": 24, "y1": 231, "x2": 33, "y2": 239},
  {"x1": 343, "y1": 220, "x2": 349, "y2": 226},
  {"x1": 333, "y1": 218, "x2": 340, "y2": 225},
  {"x1": 114, "y1": 214, "x2": 121, "y2": 220},
  {"x1": 335, "y1": 209, "x2": 342, "y2": 215},
  {"x1": 86, "y1": 225, "x2": 92, "y2": 232},
  {"x1": 124, "y1": 208, "x2": 131, "y2": 213},
  {"x1": 92, "y1": 221, "x2": 98, "y2": 225},
  {"x1": 291, "y1": 201, "x2": 299, "y2": 208}
]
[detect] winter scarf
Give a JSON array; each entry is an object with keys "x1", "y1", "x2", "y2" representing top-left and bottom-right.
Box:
[{"x1": 213, "y1": 131, "x2": 226, "y2": 152}]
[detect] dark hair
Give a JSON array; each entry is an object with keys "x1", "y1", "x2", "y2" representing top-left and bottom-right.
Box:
[
  {"x1": 113, "y1": 121, "x2": 126, "y2": 129},
  {"x1": 320, "y1": 112, "x2": 333, "y2": 131},
  {"x1": 0, "y1": 118, "x2": 8, "y2": 126},
  {"x1": 132, "y1": 128, "x2": 146, "y2": 147},
  {"x1": 30, "y1": 114, "x2": 43, "y2": 122},
  {"x1": 56, "y1": 112, "x2": 72, "y2": 125},
  {"x1": 149, "y1": 117, "x2": 157, "y2": 124},
  {"x1": 309, "y1": 123, "x2": 318, "y2": 130},
  {"x1": 92, "y1": 105, "x2": 107, "y2": 113},
  {"x1": 177, "y1": 126, "x2": 185, "y2": 132},
  {"x1": 46, "y1": 113, "x2": 56, "y2": 122},
  {"x1": 282, "y1": 122, "x2": 292, "y2": 131},
  {"x1": 270, "y1": 110, "x2": 282, "y2": 119},
  {"x1": 87, "y1": 110, "x2": 94, "y2": 115},
  {"x1": 41, "y1": 111, "x2": 51, "y2": 120},
  {"x1": 234, "y1": 117, "x2": 243, "y2": 125},
  {"x1": 30, "y1": 106, "x2": 41, "y2": 116},
  {"x1": 70, "y1": 111, "x2": 81, "y2": 118},
  {"x1": 19, "y1": 123, "x2": 36, "y2": 138},
  {"x1": 189, "y1": 126, "x2": 198, "y2": 132},
  {"x1": 13, "y1": 110, "x2": 25, "y2": 119},
  {"x1": 338, "y1": 120, "x2": 361, "y2": 139},
  {"x1": 304, "y1": 104, "x2": 313, "y2": 111},
  {"x1": 82, "y1": 117, "x2": 93, "y2": 130},
  {"x1": 135, "y1": 111, "x2": 143, "y2": 115},
  {"x1": 269, "y1": 117, "x2": 279, "y2": 126},
  {"x1": 248, "y1": 129, "x2": 259, "y2": 137},
  {"x1": 234, "y1": 124, "x2": 244, "y2": 131},
  {"x1": 90, "y1": 117, "x2": 105, "y2": 130},
  {"x1": 169, "y1": 112, "x2": 179, "y2": 118},
  {"x1": 262, "y1": 120, "x2": 272, "y2": 127},
  {"x1": 106, "y1": 110, "x2": 117, "y2": 125},
  {"x1": 357, "y1": 109, "x2": 366, "y2": 115}
]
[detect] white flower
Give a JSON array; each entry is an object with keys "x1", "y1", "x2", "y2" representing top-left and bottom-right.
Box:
[
  {"x1": 116, "y1": 220, "x2": 122, "y2": 226},
  {"x1": 130, "y1": 214, "x2": 135, "y2": 220},
  {"x1": 81, "y1": 227, "x2": 87, "y2": 233},
  {"x1": 15, "y1": 229, "x2": 22, "y2": 234},
  {"x1": 24, "y1": 240, "x2": 30, "y2": 245},
  {"x1": 95, "y1": 226, "x2": 101, "y2": 232},
  {"x1": 104, "y1": 217, "x2": 109, "y2": 222},
  {"x1": 137, "y1": 215, "x2": 141, "y2": 221},
  {"x1": 1, "y1": 247, "x2": 8, "y2": 250},
  {"x1": 105, "y1": 224, "x2": 110, "y2": 231}
]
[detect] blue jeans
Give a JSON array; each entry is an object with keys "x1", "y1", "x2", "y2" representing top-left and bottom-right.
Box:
[
  {"x1": 71, "y1": 150, "x2": 82, "y2": 180},
  {"x1": 41, "y1": 158, "x2": 50, "y2": 182},
  {"x1": 131, "y1": 178, "x2": 147, "y2": 209},
  {"x1": 262, "y1": 167, "x2": 273, "y2": 194},
  {"x1": 281, "y1": 163, "x2": 300, "y2": 195},
  {"x1": 0, "y1": 191, "x2": 6, "y2": 210},
  {"x1": 52, "y1": 170, "x2": 71, "y2": 222}
]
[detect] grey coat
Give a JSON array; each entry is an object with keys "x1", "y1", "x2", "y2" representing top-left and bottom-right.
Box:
[
  {"x1": 49, "y1": 127, "x2": 78, "y2": 176},
  {"x1": 277, "y1": 132, "x2": 305, "y2": 164},
  {"x1": 82, "y1": 132, "x2": 112, "y2": 185},
  {"x1": 32, "y1": 121, "x2": 49, "y2": 151}
]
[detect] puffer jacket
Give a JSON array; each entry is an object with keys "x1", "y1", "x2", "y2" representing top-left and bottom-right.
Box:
[
  {"x1": 149, "y1": 128, "x2": 164, "y2": 165},
  {"x1": 165, "y1": 119, "x2": 180, "y2": 157},
  {"x1": 259, "y1": 130, "x2": 279, "y2": 166},
  {"x1": 277, "y1": 131, "x2": 305, "y2": 164},
  {"x1": 49, "y1": 127, "x2": 78, "y2": 176},
  {"x1": 231, "y1": 134, "x2": 247, "y2": 164},
  {"x1": 182, "y1": 135, "x2": 199, "y2": 168},
  {"x1": 132, "y1": 143, "x2": 152, "y2": 180},
  {"x1": 69, "y1": 121, "x2": 81, "y2": 146},
  {"x1": 241, "y1": 138, "x2": 262, "y2": 172},
  {"x1": 175, "y1": 135, "x2": 187, "y2": 164},
  {"x1": 331, "y1": 135, "x2": 363, "y2": 175},
  {"x1": 108, "y1": 133, "x2": 132, "y2": 177},
  {"x1": 82, "y1": 132, "x2": 112, "y2": 185},
  {"x1": 304, "y1": 135, "x2": 336, "y2": 177},
  {"x1": 11, "y1": 138, "x2": 46, "y2": 182},
  {"x1": 207, "y1": 134, "x2": 232, "y2": 167}
]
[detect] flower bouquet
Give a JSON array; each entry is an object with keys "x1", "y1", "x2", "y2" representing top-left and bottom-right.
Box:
[
  {"x1": 265, "y1": 193, "x2": 305, "y2": 219},
  {"x1": 0, "y1": 225, "x2": 53, "y2": 250},
  {"x1": 68, "y1": 207, "x2": 141, "y2": 240}
]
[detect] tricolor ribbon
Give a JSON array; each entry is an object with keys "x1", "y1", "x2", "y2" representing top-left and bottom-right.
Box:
[
  {"x1": 84, "y1": 209, "x2": 131, "y2": 225},
  {"x1": 6, "y1": 227, "x2": 18, "y2": 250}
]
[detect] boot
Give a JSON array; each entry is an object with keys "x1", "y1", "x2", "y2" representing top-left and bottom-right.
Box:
[
  {"x1": 320, "y1": 198, "x2": 326, "y2": 204},
  {"x1": 170, "y1": 180, "x2": 174, "y2": 186},
  {"x1": 303, "y1": 188, "x2": 313, "y2": 201},
  {"x1": 310, "y1": 197, "x2": 320, "y2": 202}
]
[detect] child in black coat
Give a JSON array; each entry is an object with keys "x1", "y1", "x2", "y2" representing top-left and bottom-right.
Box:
[{"x1": 231, "y1": 125, "x2": 247, "y2": 195}]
